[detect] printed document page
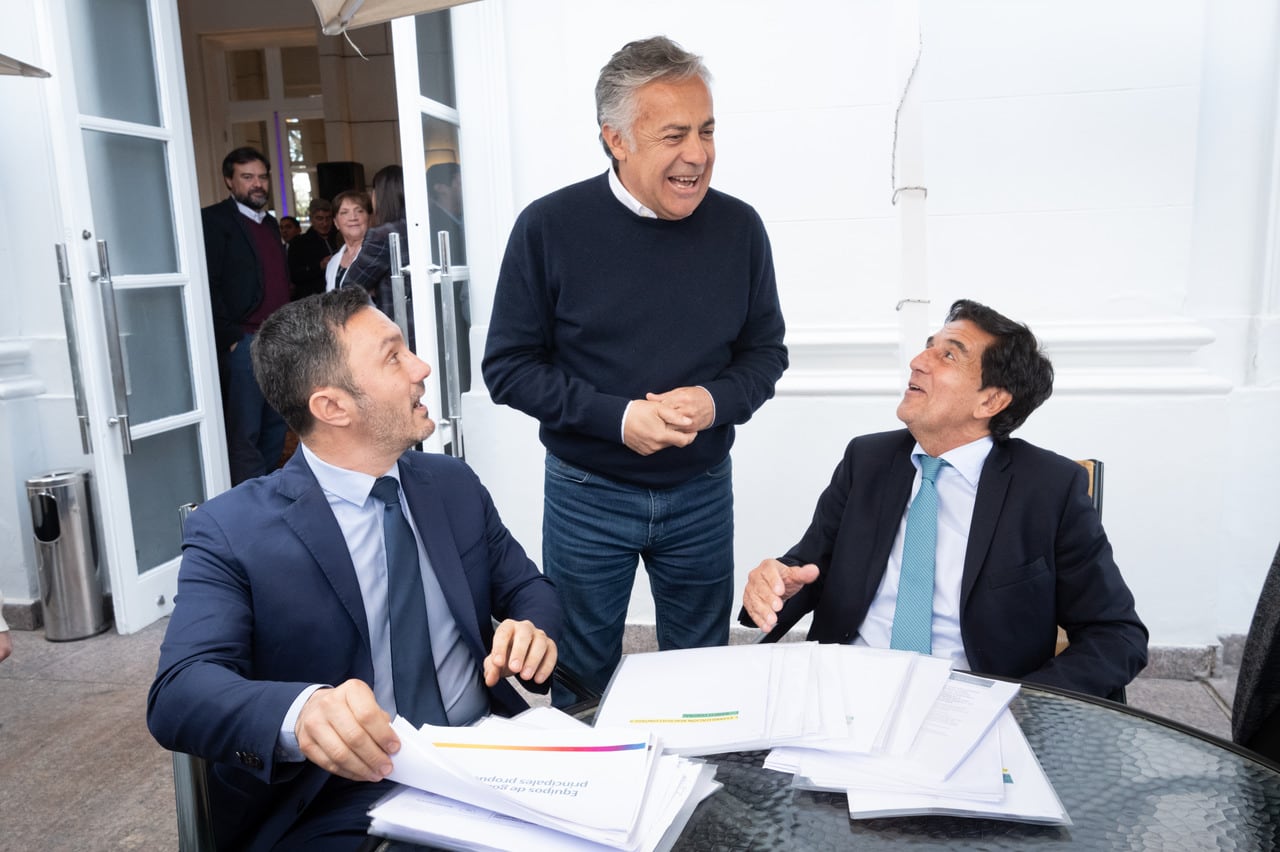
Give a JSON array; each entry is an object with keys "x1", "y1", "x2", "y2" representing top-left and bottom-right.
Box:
[{"x1": 594, "y1": 644, "x2": 777, "y2": 755}]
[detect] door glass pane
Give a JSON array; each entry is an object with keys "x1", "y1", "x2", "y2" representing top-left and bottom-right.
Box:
[
  {"x1": 281, "y1": 47, "x2": 322, "y2": 98},
  {"x1": 124, "y1": 425, "x2": 206, "y2": 573},
  {"x1": 422, "y1": 117, "x2": 464, "y2": 265},
  {"x1": 82, "y1": 130, "x2": 178, "y2": 275},
  {"x1": 227, "y1": 49, "x2": 267, "y2": 101},
  {"x1": 66, "y1": 0, "x2": 160, "y2": 125},
  {"x1": 286, "y1": 117, "x2": 327, "y2": 219},
  {"x1": 116, "y1": 287, "x2": 194, "y2": 424},
  {"x1": 415, "y1": 12, "x2": 456, "y2": 107}
]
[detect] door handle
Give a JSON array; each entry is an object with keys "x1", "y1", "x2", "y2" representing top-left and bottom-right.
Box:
[
  {"x1": 436, "y1": 231, "x2": 464, "y2": 459},
  {"x1": 388, "y1": 231, "x2": 410, "y2": 345},
  {"x1": 54, "y1": 243, "x2": 93, "y2": 454},
  {"x1": 92, "y1": 240, "x2": 133, "y2": 455}
]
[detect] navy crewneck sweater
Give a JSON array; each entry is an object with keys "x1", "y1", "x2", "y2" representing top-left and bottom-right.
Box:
[{"x1": 483, "y1": 172, "x2": 788, "y2": 488}]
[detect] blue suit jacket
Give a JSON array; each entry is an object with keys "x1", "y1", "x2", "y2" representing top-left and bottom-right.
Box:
[
  {"x1": 147, "y1": 449, "x2": 560, "y2": 850},
  {"x1": 742, "y1": 430, "x2": 1147, "y2": 699}
]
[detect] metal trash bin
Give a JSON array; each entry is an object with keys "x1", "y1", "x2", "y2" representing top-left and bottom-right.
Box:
[{"x1": 26, "y1": 469, "x2": 108, "y2": 641}]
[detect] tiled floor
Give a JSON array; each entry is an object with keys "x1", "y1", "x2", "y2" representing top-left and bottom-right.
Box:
[{"x1": 0, "y1": 621, "x2": 1240, "y2": 850}]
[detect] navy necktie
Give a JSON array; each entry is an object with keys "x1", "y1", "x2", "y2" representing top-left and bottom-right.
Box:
[
  {"x1": 371, "y1": 476, "x2": 448, "y2": 726},
  {"x1": 890, "y1": 455, "x2": 947, "y2": 654}
]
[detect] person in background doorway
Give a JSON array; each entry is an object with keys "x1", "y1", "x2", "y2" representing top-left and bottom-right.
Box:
[
  {"x1": 279, "y1": 215, "x2": 301, "y2": 245},
  {"x1": 289, "y1": 198, "x2": 340, "y2": 300},
  {"x1": 202, "y1": 146, "x2": 290, "y2": 485},
  {"x1": 325, "y1": 190, "x2": 371, "y2": 292},
  {"x1": 344, "y1": 165, "x2": 407, "y2": 317}
]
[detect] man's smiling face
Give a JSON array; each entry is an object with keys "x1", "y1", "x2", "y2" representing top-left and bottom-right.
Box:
[
  {"x1": 897, "y1": 319, "x2": 1010, "y2": 455},
  {"x1": 605, "y1": 76, "x2": 715, "y2": 221}
]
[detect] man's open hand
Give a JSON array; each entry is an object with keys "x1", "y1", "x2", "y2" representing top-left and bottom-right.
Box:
[{"x1": 742, "y1": 559, "x2": 821, "y2": 631}]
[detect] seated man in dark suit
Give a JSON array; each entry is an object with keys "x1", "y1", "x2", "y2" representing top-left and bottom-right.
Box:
[
  {"x1": 1233, "y1": 542, "x2": 1280, "y2": 763},
  {"x1": 741, "y1": 299, "x2": 1147, "y2": 699},
  {"x1": 148, "y1": 287, "x2": 561, "y2": 851}
]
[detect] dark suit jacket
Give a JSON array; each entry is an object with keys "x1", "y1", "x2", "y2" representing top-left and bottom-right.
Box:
[
  {"x1": 201, "y1": 197, "x2": 285, "y2": 353},
  {"x1": 289, "y1": 226, "x2": 341, "y2": 300},
  {"x1": 741, "y1": 429, "x2": 1147, "y2": 699},
  {"x1": 1233, "y1": 542, "x2": 1280, "y2": 762},
  {"x1": 147, "y1": 449, "x2": 561, "y2": 851}
]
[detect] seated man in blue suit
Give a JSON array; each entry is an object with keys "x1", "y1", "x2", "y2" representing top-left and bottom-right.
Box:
[
  {"x1": 148, "y1": 287, "x2": 561, "y2": 851},
  {"x1": 741, "y1": 299, "x2": 1147, "y2": 700}
]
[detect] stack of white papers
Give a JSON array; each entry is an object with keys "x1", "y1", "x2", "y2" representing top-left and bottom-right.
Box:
[
  {"x1": 594, "y1": 643, "x2": 1070, "y2": 826},
  {"x1": 369, "y1": 708, "x2": 719, "y2": 851},
  {"x1": 593, "y1": 643, "x2": 910, "y2": 756}
]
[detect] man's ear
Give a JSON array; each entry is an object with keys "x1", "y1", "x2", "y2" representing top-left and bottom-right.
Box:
[
  {"x1": 309, "y1": 387, "x2": 355, "y2": 429},
  {"x1": 976, "y1": 386, "x2": 1012, "y2": 420},
  {"x1": 602, "y1": 124, "x2": 629, "y2": 163}
]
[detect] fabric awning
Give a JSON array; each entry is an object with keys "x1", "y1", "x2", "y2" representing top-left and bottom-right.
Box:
[
  {"x1": 0, "y1": 52, "x2": 50, "y2": 78},
  {"x1": 310, "y1": 0, "x2": 479, "y2": 36}
]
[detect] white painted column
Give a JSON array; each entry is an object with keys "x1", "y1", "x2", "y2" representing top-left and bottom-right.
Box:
[{"x1": 893, "y1": 0, "x2": 930, "y2": 370}]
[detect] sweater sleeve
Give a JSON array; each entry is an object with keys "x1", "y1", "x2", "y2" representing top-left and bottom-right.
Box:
[
  {"x1": 698, "y1": 209, "x2": 788, "y2": 426},
  {"x1": 482, "y1": 210, "x2": 631, "y2": 444}
]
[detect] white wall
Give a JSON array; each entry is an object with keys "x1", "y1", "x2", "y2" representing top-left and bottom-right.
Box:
[
  {"x1": 455, "y1": 0, "x2": 1280, "y2": 650},
  {"x1": 3, "y1": 0, "x2": 1278, "y2": 651},
  {"x1": 0, "y1": 3, "x2": 95, "y2": 607}
]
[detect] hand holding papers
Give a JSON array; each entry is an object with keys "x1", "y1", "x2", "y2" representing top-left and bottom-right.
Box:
[{"x1": 370, "y1": 709, "x2": 718, "y2": 851}]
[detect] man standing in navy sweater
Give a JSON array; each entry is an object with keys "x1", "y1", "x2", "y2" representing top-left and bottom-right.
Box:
[
  {"x1": 203, "y1": 147, "x2": 290, "y2": 485},
  {"x1": 484, "y1": 36, "x2": 788, "y2": 700}
]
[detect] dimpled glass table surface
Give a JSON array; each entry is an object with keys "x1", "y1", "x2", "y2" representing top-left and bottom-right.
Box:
[{"x1": 369, "y1": 683, "x2": 1280, "y2": 851}]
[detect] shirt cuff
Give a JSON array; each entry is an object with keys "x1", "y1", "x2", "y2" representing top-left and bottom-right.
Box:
[
  {"x1": 276, "y1": 684, "x2": 327, "y2": 762},
  {"x1": 695, "y1": 386, "x2": 716, "y2": 427},
  {"x1": 620, "y1": 400, "x2": 635, "y2": 444}
]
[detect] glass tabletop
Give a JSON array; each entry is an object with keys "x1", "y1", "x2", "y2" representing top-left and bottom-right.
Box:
[{"x1": 372, "y1": 683, "x2": 1280, "y2": 850}]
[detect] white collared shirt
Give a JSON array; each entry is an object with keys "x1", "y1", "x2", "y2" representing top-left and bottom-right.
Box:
[
  {"x1": 607, "y1": 165, "x2": 657, "y2": 218},
  {"x1": 234, "y1": 199, "x2": 267, "y2": 224},
  {"x1": 855, "y1": 436, "x2": 994, "y2": 670}
]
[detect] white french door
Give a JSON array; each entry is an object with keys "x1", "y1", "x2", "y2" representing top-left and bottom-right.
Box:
[
  {"x1": 390, "y1": 10, "x2": 472, "y2": 455},
  {"x1": 39, "y1": 0, "x2": 226, "y2": 633}
]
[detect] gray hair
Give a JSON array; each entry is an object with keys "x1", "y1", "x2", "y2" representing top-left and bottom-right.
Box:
[{"x1": 595, "y1": 36, "x2": 712, "y2": 161}]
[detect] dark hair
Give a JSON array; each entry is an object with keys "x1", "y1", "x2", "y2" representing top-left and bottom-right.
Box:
[
  {"x1": 372, "y1": 164, "x2": 406, "y2": 227},
  {"x1": 280, "y1": 216, "x2": 300, "y2": 228},
  {"x1": 595, "y1": 36, "x2": 711, "y2": 161},
  {"x1": 307, "y1": 198, "x2": 333, "y2": 215},
  {"x1": 221, "y1": 147, "x2": 269, "y2": 179},
  {"x1": 331, "y1": 190, "x2": 372, "y2": 218},
  {"x1": 251, "y1": 288, "x2": 372, "y2": 436},
  {"x1": 945, "y1": 299, "x2": 1054, "y2": 440}
]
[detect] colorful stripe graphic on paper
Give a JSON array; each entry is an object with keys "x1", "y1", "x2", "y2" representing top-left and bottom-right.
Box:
[
  {"x1": 627, "y1": 710, "x2": 740, "y2": 725},
  {"x1": 431, "y1": 741, "x2": 647, "y2": 753}
]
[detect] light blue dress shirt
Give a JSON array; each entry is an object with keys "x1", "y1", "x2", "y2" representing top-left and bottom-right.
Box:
[
  {"x1": 277, "y1": 444, "x2": 487, "y2": 759},
  {"x1": 855, "y1": 436, "x2": 993, "y2": 670}
]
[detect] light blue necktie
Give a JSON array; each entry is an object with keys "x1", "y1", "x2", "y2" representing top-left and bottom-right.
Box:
[
  {"x1": 372, "y1": 476, "x2": 449, "y2": 727},
  {"x1": 890, "y1": 455, "x2": 946, "y2": 655}
]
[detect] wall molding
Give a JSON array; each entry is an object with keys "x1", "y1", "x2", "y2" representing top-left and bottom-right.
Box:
[
  {"x1": 0, "y1": 340, "x2": 46, "y2": 401},
  {"x1": 775, "y1": 318, "x2": 1231, "y2": 397}
]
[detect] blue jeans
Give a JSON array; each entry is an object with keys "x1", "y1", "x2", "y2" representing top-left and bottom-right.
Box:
[
  {"x1": 542, "y1": 452, "x2": 734, "y2": 703},
  {"x1": 224, "y1": 331, "x2": 287, "y2": 486}
]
